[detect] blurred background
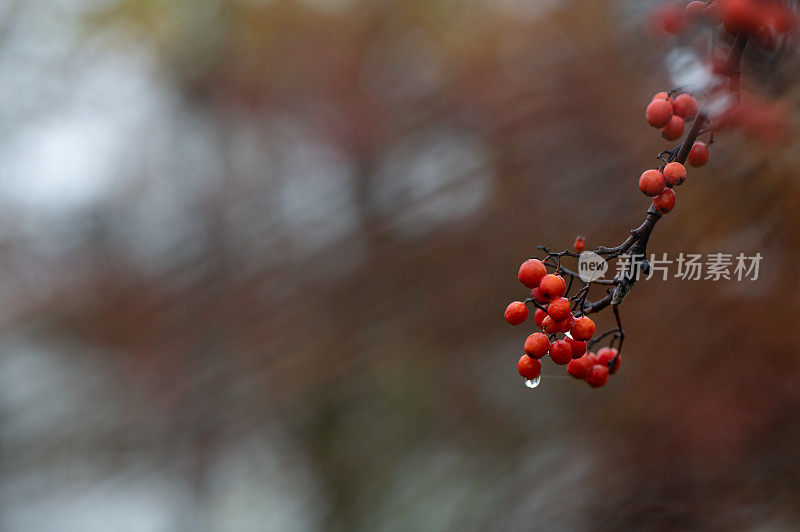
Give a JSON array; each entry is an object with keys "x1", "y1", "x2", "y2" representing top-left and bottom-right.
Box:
[{"x1": 1, "y1": 0, "x2": 799, "y2": 530}]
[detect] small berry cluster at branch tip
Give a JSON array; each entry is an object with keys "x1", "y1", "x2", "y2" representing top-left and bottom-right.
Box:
[{"x1": 506, "y1": 257, "x2": 621, "y2": 389}]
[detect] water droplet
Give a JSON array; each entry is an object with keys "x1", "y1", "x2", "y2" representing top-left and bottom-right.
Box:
[{"x1": 523, "y1": 376, "x2": 541, "y2": 389}]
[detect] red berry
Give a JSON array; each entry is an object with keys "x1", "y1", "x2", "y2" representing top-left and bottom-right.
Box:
[
  {"x1": 650, "y1": 3, "x2": 689, "y2": 35},
  {"x1": 518, "y1": 355, "x2": 542, "y2": 380},
  {"x1": 652, "y1": 91, "x2": 672, "y2": 102},
  {"x1": 518, "y1": 259, "x2": 547, "y2": 288},
  {"x1": 524, "y1": 332, "x2": 550, "y2": 359},
  {"x1": 538, "y1": 274, "x2": 566, "y2": 300},
  {"x1": 570, "y1": 316, "x2": 595, "y2": 341},
  {"x1": 531, "y1": 287, "x2": 550, "y2": 304},
  {"x1": 653, "y1": 187, "x2": 676, "y2": 214},
  {"x1": 685, "y1": 1, "x2": 706, "y2": 22},
  {"x1": 673, "y1": 94, "x2": 699, "y2": 119},
  {"x1": 646, "y1": 98, "x2": 673, "y2": 128},
  {"x1": 687, "y1": 141, "x2": 710, "y2": 167},
  {"x1": 567, "y1": 354, "x2": 594, "y2": 379},
  {"x1": 661, "y1": 115, "x2": 685, "y2": 141},
  {"x1": 721, "y1": 0, "x2": 762, "y2": 35},
  {"x1": 586, "y1": 364, "x2": 609, "y2": 388},
  {"x1": 639, "y1": 169, "x2": 666, "y2": 197},
  {"x1": 663, "y1": 162, "x2": 686, "y2": 186},
  {"x1": 549, "y1": 340, "x2": 572, "y2": 365},
  {"x1": 547, "y1": 297, "x2": 571, "y2": 321},
  {"x1": 533, "y1": 307, "x2": 547, "y2": 328},
  {"x1": 565, "y1": 336, "x2": 587, "y2": 357},
  {"x1": 541, "y1": 315, "x2": 568, "y2": 335},
  {"x1": 504, "y1": 301, "x2": 528, "y2": 325},
  {"x1": 596, "y1": 347, "x2": 618, "y2": 366},
  {"x1": 574, "y1": 235, "x2": 586, "y2": 253},
  {"x1": 609, "y1": 353, "x2": 622, "y2": 374}
]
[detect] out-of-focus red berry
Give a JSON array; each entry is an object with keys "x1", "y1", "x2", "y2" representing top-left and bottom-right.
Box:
[
  {"x1": 504, "y1": 301, "x2": 528, "y2": 325},
  {"x1": 685, "y1": 1, "x2": 707, "y2": 22},
  {"x1": 663, "y1": 162, "x2": 687, "y2": 186},
  {"x1": 549, "y1": 340, "x2": 572, "y2": 365},
  {"x1": 596, "y1": 347, "x2": 618, "y2": 366},
  {"x1": 518, "y1": 259, "x2": 547, "y2": 288},
  {"x1": 534, "y1": 307, "x2": 548, "y2": 328},
  {"x1": 639, "y1": 169, "x2": 666, "y2": 197},
  {"x1": 538, "y1": 274, "x2": 566, "y2": 300},
  {"x1": 547, "y1": 297, "x2": 571, "y2": 321},
  {"x1": 571, "y1": 316, "x2": 596, "y2": 341},
  {"x1": 518, "y1": 355, "x2": 542, "y2": 380},
  {"x1": 565, "y1": 336, "x2": 587, "y2": 357},
  {"x1": 721, "y1": 0, "x2": 763, "y2": 35},
  {"x1": 567, "y1": 354, "x2": 594, "y2": 379},
  {"x1": 574, "y1": 235, "x2": 586, "y2": 253},
  {"x1": 661, "y1": 115, "x2": 685, "y2": 140},
  {"x1": 646, "y1": 98, "x2": 674, "y2": 128},
  {"x1": 586, "y1": 364, "x2": 610, "y2": 388},
  {"x1": 653, "y1": 187, "x2": 677, "y2": 214},
  {"x1": 687, "y1": 141, "x2": 710, "y2": 167},
  {"x1": 673, "y1": 94, "x2": 699, "y2": 119},
  {"x1": 650, "y1": 3, "x2": 689, "y2": 35},
  {"x1": 524, "y1": 332, "x2": 550, "y2": 359}
]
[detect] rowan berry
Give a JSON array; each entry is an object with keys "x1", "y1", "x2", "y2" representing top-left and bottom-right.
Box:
[
  {"x1": 504, "y1": 301, "x2": 528, "y2": 325},
  {"x1": 531, "y1": 287, "x2": 550, "y2": 304},
  {"x1": 567, "y1": 354, "x2": 594, "y2": 379},
  {"x1": 534, "y1": 307, "x2": 547, "y2": 328},
  {"x1": 538, "y1": 274, "x2": 566, "y2": 300},
  {"x1": 570, "y1": 316, "x2": 595, "y2": 341},
  {"x1": 586, "y1": 364, "x2": 609, "y2": 388},
  {"x1": 565, "y1": 336, "x2": 587, "y2": 357},
  {"x1": 596, "y1": 347, "x2": 618, "y2": 366},
  {"x1": 518, "y1": 355, "x2": 542, "y2": 380},
  {"x1": 653, "y1": 187, "x2": 676, "y2": 214},
  {"x1": 687, "y1": 141, "x2": 710, "y2": 167},
  {"x1": 541, "y1": 315, "x2": 568, "y2": 335},
  {"x1": 547, "y1": 297, "x2": 571, "y2": 322},
  {"x1": 685, "y1": 1, "x2": 706, "y2": 22},
  {"x1": 646, "y1": 98, "x2": 673, "y2": 128},
  {"x1": 673, "y1": 94, "x2": 698, "y2": 119},
  {"x1": 663, "y1": 161, "x2": 686, "y2": 186},
  {"x1": 639, "y1": 169, "x2": 666, "y2": 197},
  {"x1": 518, "y1": 259, "x2": 547, "y2": 288},
  {"x1": 652, "y1": 92, "x2": 673, "y2": 103},
  {"x1": 721, "y1": 0, "x2": 762, "y2": 35},
  {"x1": 549, "y1": 340, "x2": 572, "y2": 365},
  {"x1": 574, "y1": 235, "x2": 586, "y2": 253},
  {"x1": 661, "y1": 115, "x2": 685, "y2": 140},
  {"x1": 524, "y1": 332, "x2": 550, "y2": 359},
  {"x1": 609, "y1": 353, "x2": 622, "y2": 375}
]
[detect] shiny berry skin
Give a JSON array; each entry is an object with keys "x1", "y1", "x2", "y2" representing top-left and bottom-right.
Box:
[
  {"x1": 687, "y1": 141, "x2": 710, "y2": 167},
  {"x1": 663, "y1": 162, "x2": 686, "y2": 186},
  {"x1": 639, "y1": 169, "x2": 666, "y2": 197},
  {"x1": 531, "y1": 287, "x2": 550, "y2": 304},
  {"x1": 570, "y1": 316, "x2": 595, "y2": 341},
  {"x1": 518, "y1": 355, "x2": 542, "y2": 380},
  {"x1": 538, "y1": 274, "x2": 566, "y2": 300},
  {"x1": 672, "y1": 94, "x2": 698, "y2": 119},
  {"x1": 685, "y1": 1, "x2": 706, "y2": 22},
  {"x1": 518, "y1": 259, "x2": 547, "y2": 288},
  {"x1": 596, "y1": 347, "x2": 618, "y2": 366},
  {"x1": 541, "y1": 315, "x2": 568, "y2": 335},
  {"x1": 646, "y1": 98, "x2": 673, "y2": 128},
  {"x1": 567, "y1": 354, "x2": 594, "y2": 379},
  {"x1": 661, "y1": 115, "x2": 685, "y2": 140},
  {"x1": 533, "y1": 307, "x2": 547, "y2": 328},
  {"x1": 565, "y1": 336, "x2": 587, "y2": 357},
  {"x1": 524, "y1": 332, "x2": 550, "y2": 359},
  {"x1": 549, "y1": 340, "x2": 572, "y2": 365},
  {"x1": 504, "y1": 301, "x2": 528, "y2": 325},
  {"x1": 653, "y1": 187, "x2": 676, "y2": 214},
  {"x1": 586, "y1": 364, "x2": 609, "y2": 388},
  {"x1": 547, "y1": 297, "x2": 571, "y2": 321},
  {"x1": 574, "y1": 236, "x2": 586, "y2": 253}
]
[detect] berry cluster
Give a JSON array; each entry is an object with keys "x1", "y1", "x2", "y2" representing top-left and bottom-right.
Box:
[
  {"x1": 507, "y1": 257, "x2": 621, "y2": 389},
  {"x1": 502, "y1": 1, "x2": 794, "y2": 390}
]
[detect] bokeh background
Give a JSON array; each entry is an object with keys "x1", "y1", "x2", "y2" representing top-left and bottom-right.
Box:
[{"x1": 1, "y1": 0, "x2": 799, "y2": 530}]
